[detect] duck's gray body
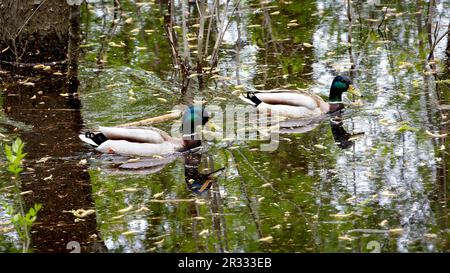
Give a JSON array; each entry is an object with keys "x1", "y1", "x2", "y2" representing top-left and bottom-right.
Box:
[
  {"x1": 79, "y1": 126, "x2": 185, "y2": 157},
  {"x1": 240, "y1": 89, "x2": 330, "y2": 119}
]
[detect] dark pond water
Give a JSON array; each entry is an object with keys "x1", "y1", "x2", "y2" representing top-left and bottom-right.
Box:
[{"x1": 1, "y1": 0, "x2": 450, "y2": 252}]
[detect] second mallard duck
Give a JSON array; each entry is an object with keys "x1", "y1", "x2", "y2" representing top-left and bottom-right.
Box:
[
  {"x1": 79, "y1": 106, "x2": 210, "y2": 157},
  {"x1": 240, "y1": 75, "x2": 358, "y2": 120}
]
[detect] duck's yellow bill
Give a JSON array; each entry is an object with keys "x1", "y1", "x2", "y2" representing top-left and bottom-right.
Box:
[
  {"x1": 206, "y1": 121, "x2": 220, "y2": 131},
  {"x1": 347, "y1": 85, "x2": 362, "y2": 97}
]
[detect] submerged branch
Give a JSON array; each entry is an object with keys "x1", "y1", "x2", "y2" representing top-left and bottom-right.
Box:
[{"x1": 116, "y1": 111, "x2": 182, "y2": 128}]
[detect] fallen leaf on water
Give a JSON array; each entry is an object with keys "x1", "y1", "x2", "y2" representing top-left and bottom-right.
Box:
[
  {"x1": 380, "y1": 191, "x2": 396, "y2": 197},
  {"x1": 78, "y1": 159, "x2": 87, "y2": 166},
  {"x1": 348, "y1": 133, "x2": 364, "y2": 141},
  {"x1": 123, "y1": 188, "x2": 138, "y2": 192},
  {"x1": 117, "y1": 205, "x2": 133, "y2": 213},
  {"x1": 0, "y1": 226, "x2": 13, "y2": 233},
  {"x1": 134, "y1": 207, "x2": 150, "y2": 213},
  {"x1": 378, "y1": 118, "x2": 394, "y2": 126},
  {"x1": 43, "y1": 174, "x2": 53, "y2": 181},
  {"x1": 259, "y1": 236, "x2": 273, "y2": 243},
  {"x1": 389, "y1": 228, "x2": 404, "y2": 235},
  {"x1": 199, "y1": 229, "x2": 209, "y2": 236},
  {"x1": 64, "y1": 209, "x2": 95, "y2": 218},
  {"x1": 425, "y1": 130, "x2": 447, "y2": 138},
  {"x1": 314, "y1": 144, "x2": 327, "y2": 150},
  {"x1": 330, "y1": 212, "x2": 353, "y2": 218},
  {"x1": 33, "y1": 64, "x2": 45, "y2": 69},
  {"x1": 19, "y1": 81, "x2": 35, "y2": 86},
  {"x1": 109, "y1": 41, "x2": 124, "y2": 48},
  {"x1": 338, "y1": 235, "x2": 354, "y2": 241},
  {"x1": 153, "y1": 192, "x2": 164, "y2": 198},
  {"x1": 36, "y1": 156, "x2": 50, "y2": 163},
  {"x1": 112, "y1": 215, "x2": 124, "y2": 220},
  {"x1": 398, "y1": 61, "x2": 413, "y2": 69},
  {"x1": 396, "y1": 124, "x2": 418, "y2": 132},
  {"x1": 122, "y1": 230, "x2": 138, "y2": 236},
  {"x1": 195, "y1": 199, "x2": 206, "y2": 205}
]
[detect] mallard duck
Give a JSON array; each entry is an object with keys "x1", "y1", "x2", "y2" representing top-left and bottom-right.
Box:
[
  {"x1": 240, "y1": 75, "x2": 358, "y2": 120},
  {"x1": 79, "y1": 105, "x2": 210, "y2": 157}
]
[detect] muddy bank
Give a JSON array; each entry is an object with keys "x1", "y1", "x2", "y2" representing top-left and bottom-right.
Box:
[{"x1": 2, "y1": 75, "x2": 105, "y2": 252}]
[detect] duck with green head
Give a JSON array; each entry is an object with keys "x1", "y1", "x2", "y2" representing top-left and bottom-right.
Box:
[
  {"x1": 240, "y1": 75, "x2": 358, "y2": 119},
  {"x1": 79, "y1": 105, "x2": 210, "y2": 157}
]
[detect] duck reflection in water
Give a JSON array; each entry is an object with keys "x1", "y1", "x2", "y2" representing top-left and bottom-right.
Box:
[
  {"x1": 330, "y1": 115, "x2": 364, "y2": 149},
  {"x1": 183, "y1": 152, "x2": 224, "y2": 195},
  {"x1": 98, "y1": 149, "x2": 224, "y2": 195},
  {"x1": 278, "y1": 114, "x2": 364, "y2": 149}
]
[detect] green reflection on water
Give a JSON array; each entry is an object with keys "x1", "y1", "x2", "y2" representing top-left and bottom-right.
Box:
[{"x1": 1, "y1": 0, "x2": 449, "y2": 252}]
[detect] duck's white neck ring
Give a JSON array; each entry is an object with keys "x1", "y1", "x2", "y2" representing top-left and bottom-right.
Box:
[{"x1": 182, "y1": 133, "x2": 198, "y2": 137}]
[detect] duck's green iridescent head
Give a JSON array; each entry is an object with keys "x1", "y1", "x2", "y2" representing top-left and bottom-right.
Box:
[
  {"x1": 329, "y1": 75, "x2": 353, "y2": 102},
  {"x1": 182, "y1": 105, "x2": 210, "y2": 136}
]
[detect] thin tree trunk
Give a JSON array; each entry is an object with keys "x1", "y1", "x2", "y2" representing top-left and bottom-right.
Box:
[
  {"x1": 446, "y1": 23, "x2": 450, "y2": 58},
  {"x1": 426, "y1": 0, "x2": 436, "y2": 62},
  {"x1": 181, "y1": 0, "x2": 190, "y2": 62},
  {"x1": 67, "y1": 4, "x2": 81, "y2": 92}
]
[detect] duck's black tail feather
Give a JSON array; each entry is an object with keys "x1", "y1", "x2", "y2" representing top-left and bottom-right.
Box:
[
  {"x1": 246, "y1": 92, "x2": 263, "y2": 106},
  {"x1": 85, "y1": 132, "x2": 109, "y2": 146}
]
